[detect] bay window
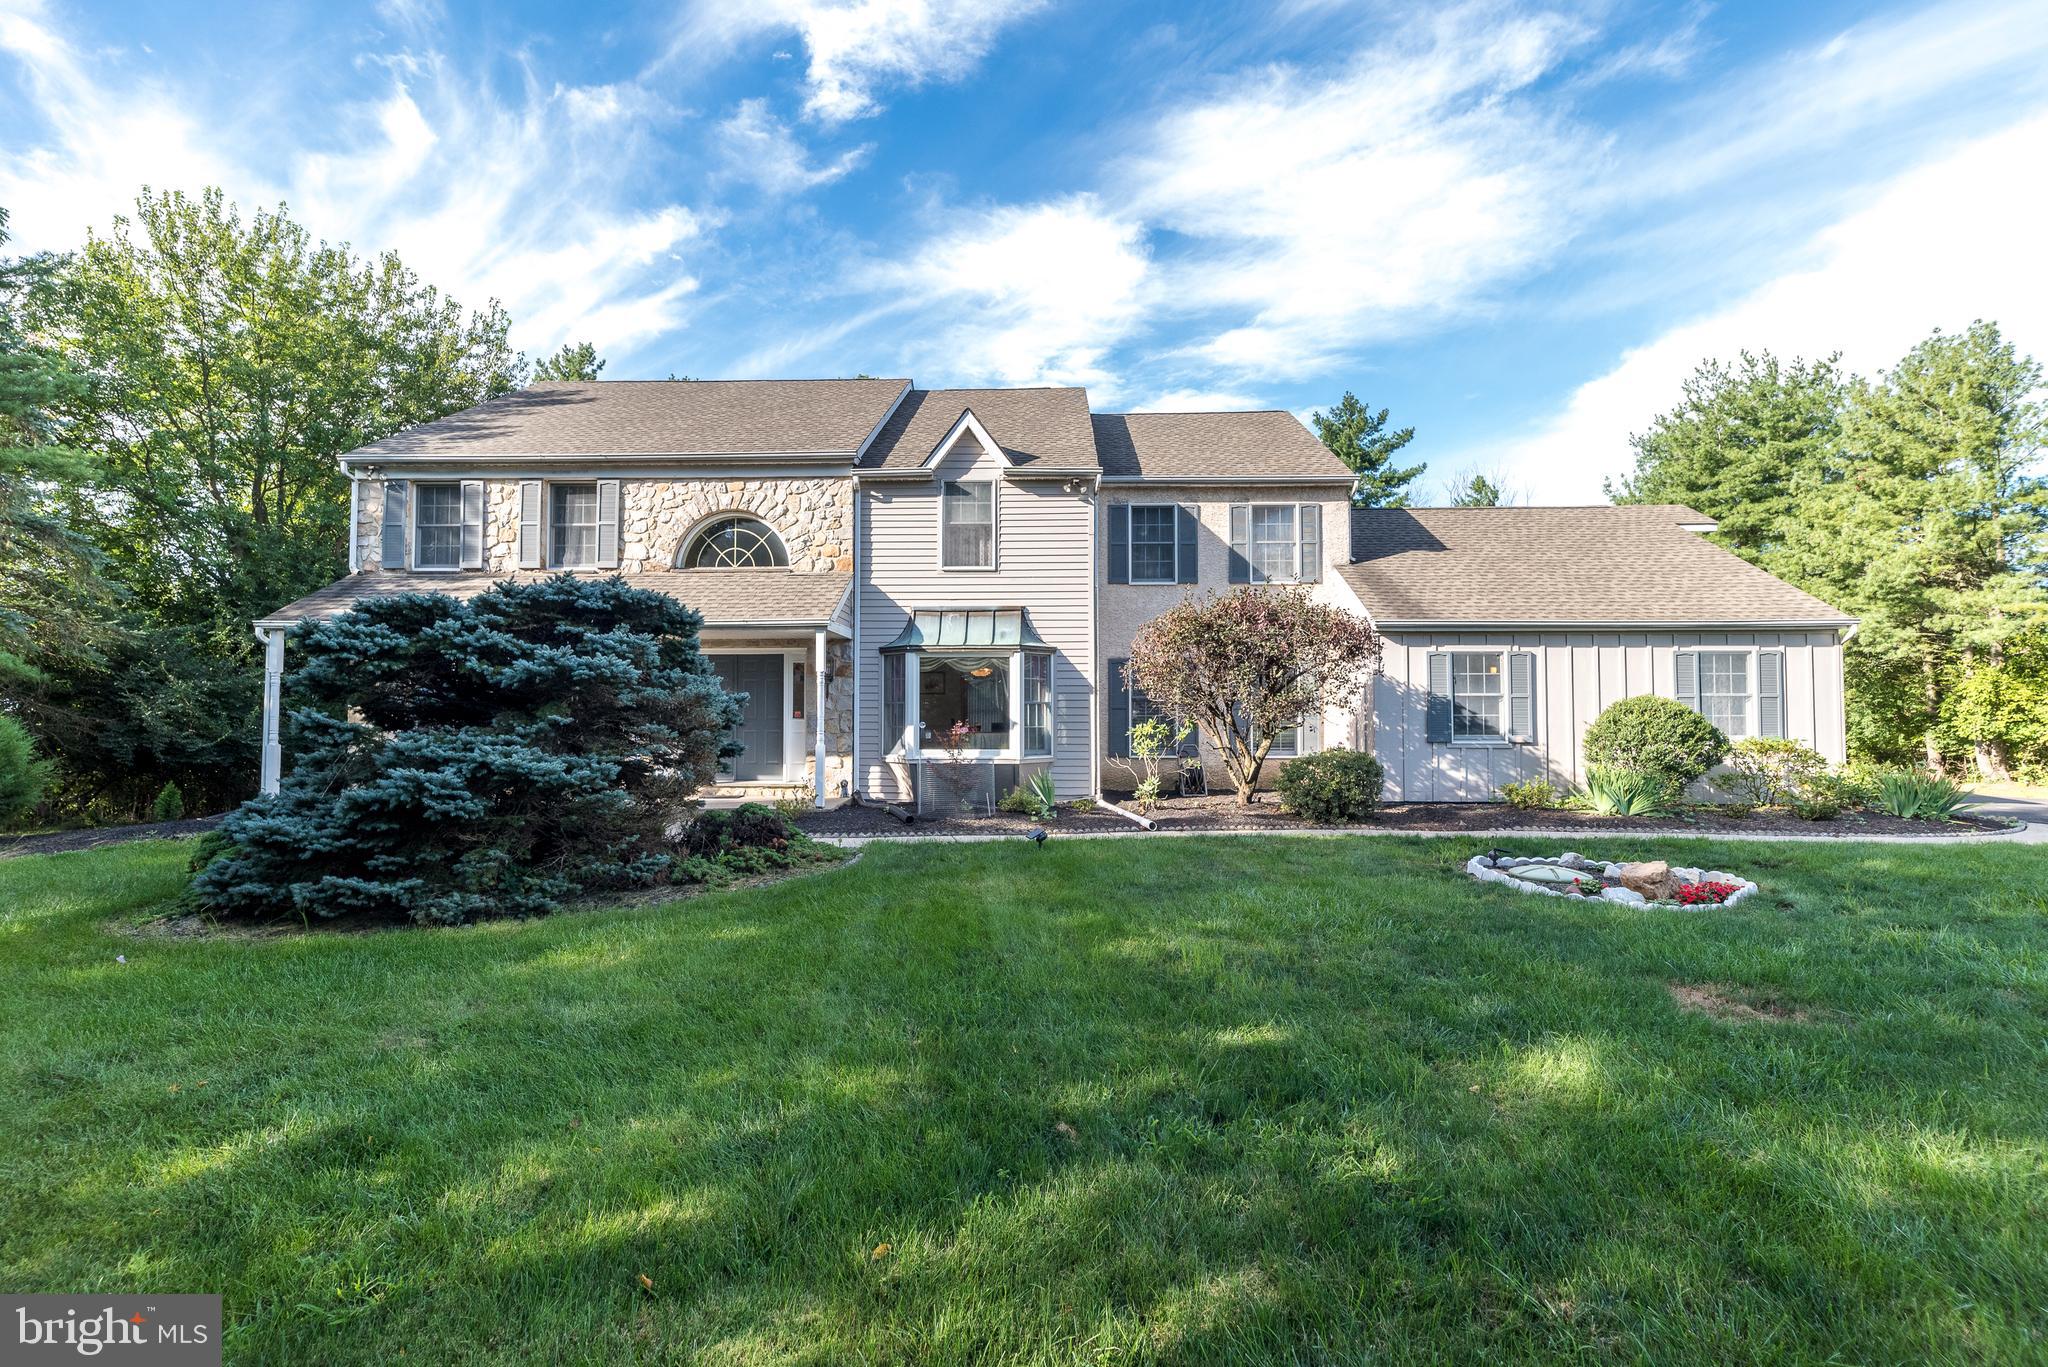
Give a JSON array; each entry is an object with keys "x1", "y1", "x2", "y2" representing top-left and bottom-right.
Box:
[{"x1": 920, "y1": 654, "x2": 1010, "y2": 751}]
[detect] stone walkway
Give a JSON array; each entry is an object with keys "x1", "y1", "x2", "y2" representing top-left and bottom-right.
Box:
[{"x1": 813, "y1": 819, "x2": 2046, "y2": 848}]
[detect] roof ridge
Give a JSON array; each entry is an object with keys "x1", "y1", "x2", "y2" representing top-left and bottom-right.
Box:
[{"x1": 525, "y1": 376, "x2": 911, "y2": 386}]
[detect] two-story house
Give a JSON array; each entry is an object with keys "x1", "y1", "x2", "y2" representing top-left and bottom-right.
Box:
[{"x1": 254, "y1": 377, "x2": 1855, "y2": 808}]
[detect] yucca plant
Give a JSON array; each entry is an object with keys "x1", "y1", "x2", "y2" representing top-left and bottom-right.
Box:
[
  {"x1": 1580, "y1": 766, "x2": 1674, "y2": 817},
  {"x1": 1874, "y1": 770, "x2": 1968, "y2": 821}
]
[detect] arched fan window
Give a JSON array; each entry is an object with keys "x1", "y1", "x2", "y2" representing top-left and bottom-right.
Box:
[{"x1": 680, "y1": 517, "x2": 789, "y2": 569}]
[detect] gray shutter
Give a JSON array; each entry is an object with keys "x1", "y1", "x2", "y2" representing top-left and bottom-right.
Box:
[
  {"x1": 1425, "y1": 651, "x2": 1453, "y2": 744},
  {"x1": 1175, "y1": 505, "x2": 1198, "y2": 585},
  {"x1": 1107, "y1": 504, "x2": 1129, "y2": 585},
  {"x1": 596, "y1": 478, "x2": 621, "y2": 569},
  {"x1": 1508, "y1": 651, "x2": 1536, "y2": 743},
  {"x1": 1675, "y1": 651, "x2": 1699, "y2": 711},
  {"x1": 459, "y1": 479, "x2": 485, "y2": 570},
  {"x1": 1298, "y1": 503, "x2": 1321, "y2": 583},
  {"x1": 1758, "y1": 649, "x2": 1785, "y2": 739},
  {"x1": 1107, "y1": 658, "x2": 1130, "y2": 758},
  {"x1": 380, "y1": 480, "x2": 408, "y2": 569},
  {"x1": 1228, "y1": 505, "x2": 1250, "y2": 583},
  {"x1": 517, "y1": 481, "x2": 542, "y2": 569}
]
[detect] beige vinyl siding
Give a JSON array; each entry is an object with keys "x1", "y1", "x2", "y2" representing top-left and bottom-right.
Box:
[
  {"x1": 1097, "y1": 483, "x2": 1356, "y2": 785},
  {"x1": 857, "y1": 437, "x2": 1095, "y2": 800},
  {"x1": 1372, "y1": 629, "x2": 1848, "y2": 801}
]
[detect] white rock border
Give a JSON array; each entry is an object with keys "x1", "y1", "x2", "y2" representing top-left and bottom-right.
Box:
[{"x1": 1465, "y1": 851, "x2": 1758, "y2": 909}]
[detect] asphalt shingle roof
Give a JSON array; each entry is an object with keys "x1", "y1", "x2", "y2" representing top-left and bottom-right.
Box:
[
  {"x1": 1092, "y1": 411, "x2": 1351, "y2": 481},
  {"x1": 857, "y1": 388, "x2": 1100, "y2": 472},
  {"x1": 258, "y1": 570, "x2": 851, "y2": 629},
  {"x1": 348, "y1": 379, "x2": 911, "y2": 459},
  {"x1": 1341, "y1": 505, "x2": 1855, "y2": 626}
]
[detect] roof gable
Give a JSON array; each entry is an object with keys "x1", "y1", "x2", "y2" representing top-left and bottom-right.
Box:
[{"x1": 858, "y1": 387, "x2": 1100, "y2": 473}]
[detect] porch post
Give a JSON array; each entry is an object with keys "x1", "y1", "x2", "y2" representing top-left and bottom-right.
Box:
[
  {"x1": 813, "y1": 628, "x2": 829, "y2": 807},
  {"x1": 257, "y1": 626, "x2": 285, "y2": 795}
]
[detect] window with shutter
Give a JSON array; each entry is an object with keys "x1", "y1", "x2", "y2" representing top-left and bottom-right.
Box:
[
  {"x1": 1128, "y1": 505, "x2": 1177, "y2": 582},
  {"x1": 412, "y1": 482, "x2": 462, "y2": 569},
  {"x1": 550, "y1": 483, "x2": 599, "y2": 568}
]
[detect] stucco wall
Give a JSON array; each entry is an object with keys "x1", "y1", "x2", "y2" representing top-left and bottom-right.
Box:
[
  {"x1": 855, "y1": 438, "x2": 1096, "y2": 800},
  {"x1": 1096, "y1": 483, "x2": 1359, "y2": 787},
  {"x1": 353, "y1": 476, "x2": 854, "y2": 575},
  {"x1": 1372, "y1": 629, "x2": 1849, "y2": 802}
]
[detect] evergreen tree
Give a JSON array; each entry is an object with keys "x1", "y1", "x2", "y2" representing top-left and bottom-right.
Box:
[
  {"x1": 1445, "y1": 472, "x2": 1507, "y2": 507},
  {"x1": 534, "y1": 341, "x2": 606, "y2": 382},
  {"x1": 1311, "y1": 392, "x2": 1422, "y2": 507},
  {"x1": 194, "y1": 577, "x2": 741, "y2": 924},
  {"x1": 1608, "y1": 350, "x2": 1845, "y2": 558}
]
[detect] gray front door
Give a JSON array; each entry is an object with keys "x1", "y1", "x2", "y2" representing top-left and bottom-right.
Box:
[{"x1": 713, "y1": 654, "x2": 785, "y2": 781}]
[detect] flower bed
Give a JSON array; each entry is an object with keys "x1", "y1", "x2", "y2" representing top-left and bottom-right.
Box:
[{"x1": 1466, "y1": 851, "x2": 1758, "y2": 909}]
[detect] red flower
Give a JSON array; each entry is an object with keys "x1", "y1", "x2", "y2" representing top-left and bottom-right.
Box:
[{"x1": 1674, "y1": 879, "x2": 1741, "y2": 905}]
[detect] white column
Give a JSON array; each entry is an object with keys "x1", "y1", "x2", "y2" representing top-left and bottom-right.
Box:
[
  {"x1": 813, "y1": 629, "x2": 829, "y2": 806},
  {"x1": 258, "y1": 627, "x2": 285, "y2": 795}
]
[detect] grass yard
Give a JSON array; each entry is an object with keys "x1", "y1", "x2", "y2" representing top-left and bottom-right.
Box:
[{"x1": 2, "y1": 835, "x2": 2044, "y2": 1364}]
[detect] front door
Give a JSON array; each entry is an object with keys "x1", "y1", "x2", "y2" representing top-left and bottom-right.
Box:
[{"x1": 713, "y1": 654, "x2": 785, "y2": 781}]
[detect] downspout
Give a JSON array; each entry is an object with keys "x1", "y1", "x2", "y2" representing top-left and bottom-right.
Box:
[{"x1": 850, "y1": 479, "x2": 862, "y2": 802}]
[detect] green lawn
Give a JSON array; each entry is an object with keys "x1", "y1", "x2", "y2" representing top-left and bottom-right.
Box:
[{"x1": 2, "y1": 835, "x2": 2044, "y2": 1364}]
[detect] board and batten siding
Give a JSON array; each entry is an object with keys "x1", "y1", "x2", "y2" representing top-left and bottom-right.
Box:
[
  {"x1": 856, "y1": 437, "x2": 1095, "y2": 800},
  {"x1": 1372, "y1": 630, "x2": 1848, "y2": 802}
]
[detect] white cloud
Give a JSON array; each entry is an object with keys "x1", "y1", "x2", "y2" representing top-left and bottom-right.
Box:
[
  {"x1": 715, "y1": 98, "x2": 871, "y2": 194},
  {"x1": 678, "y1": 0, "x2": 1045, "y2": 123},
  {"x1": 1122, "y1": 7, "x2": 1600, "y2": 377},
  {"x1": 1449, "y1": 112, "x2": 2048, "y2": 503},
  {"x1": 1126, "y1": 388, "x2": 1265, "y2": 413},
  {"x1": 0, "y1": 2, "x2": 702, "y2": 363},
  {"x1": 869, "y1": 195, "x2": 1149, "y2": 389}
]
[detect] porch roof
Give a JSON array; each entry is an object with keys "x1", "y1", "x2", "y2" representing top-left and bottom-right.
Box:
[
  {"x1": 255, "y1": 569, "x2": 853, "y2": 634},
  {"x1": 878, "y1": 607, "x2": 1050, "y2": 651}
]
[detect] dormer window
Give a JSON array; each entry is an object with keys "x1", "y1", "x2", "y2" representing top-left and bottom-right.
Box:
[{"x1": 681, "y1": 517, "x2": 788, "y2": 569}]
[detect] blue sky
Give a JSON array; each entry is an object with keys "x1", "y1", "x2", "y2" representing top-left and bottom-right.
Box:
[{"x1": 3, "y1": 0, "x2": 2045, "y2": 501}]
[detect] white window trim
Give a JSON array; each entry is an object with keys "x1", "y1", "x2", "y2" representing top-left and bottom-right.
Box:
[
  {"x1": 1246, "y1": 502, "x2": 1304, "y2": 585},
  {"x1": 895, "y1": 648, "x2": 1056, "y2": 761},
  {"x1": 409, "y1": 480, "x2": 464, "y2": 573},
  {"x1": 937, "y1": 478, "x2": 998, "y2": 572},
  {"x1": 1445, "y1": 648, "x2": 1510, "y2": 747},
  {"x1": 549, "y1": 479, "x2": 600, "y2": 570},
  {"x1": 1127, "y1": 502, "x2": 1179, "y2": 584},
  {"x1": 1691, "y1": 645, "x2": 1760, "y2": 741}
]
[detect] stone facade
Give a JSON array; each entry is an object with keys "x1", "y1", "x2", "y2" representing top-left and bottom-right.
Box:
[{"x1": 354, "y1": 476, "x2": 854, "y2": 575}]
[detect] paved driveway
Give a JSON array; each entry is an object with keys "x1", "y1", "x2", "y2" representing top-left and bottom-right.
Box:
[{"x1": 1963, "y1": 783, "x2": 2048, "y2": 837}]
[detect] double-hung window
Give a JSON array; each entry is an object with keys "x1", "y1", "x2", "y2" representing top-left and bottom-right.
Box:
[
  {"x1": 1249, "y1": 505, "x2": 1299, "y2": 583},
  {"x1": 412, "y1": 482, "x2": 463, "y2": 569},
  {"x1": 1129, "y1": 505, "x2": 1178, "y2": 583},
  {"x1": 883, "y1": 653, "x2": 907, "y2": 752},
  {"x1": 550, "y1": 483, "x2": 599, "y2": 568},
  {"x1": 1022, "y1": 654, "x2": 1052, "y2": 756},
  {"x1": 1697, "y1": 650, "x2": 1751, "y2": 739},
  {"x1": 1451, "y1": 652, "x2": 1504, "y2": 741},
  {"x1": 941, "y1": 480, "x2": 994, "y2": 569}
]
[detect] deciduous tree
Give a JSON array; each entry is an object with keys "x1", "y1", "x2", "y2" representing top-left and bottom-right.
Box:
[{"x1": 1125, "y1": 586, "x2": 1380, "y2": 804}]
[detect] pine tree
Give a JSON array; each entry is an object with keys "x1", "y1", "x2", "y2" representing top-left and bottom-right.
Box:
[{"x1": 1310, "y1": 392, "x2": 1422, "y2": 507}]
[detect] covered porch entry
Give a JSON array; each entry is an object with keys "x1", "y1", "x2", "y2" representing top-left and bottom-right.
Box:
[{"x1": 252, "y1": 568, "x2": 856, "y2": 807}]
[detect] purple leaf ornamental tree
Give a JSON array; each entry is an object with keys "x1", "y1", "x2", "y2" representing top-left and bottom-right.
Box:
[{"x1": 1126, "y1": 586, "x2": 1382, "y2": 804}]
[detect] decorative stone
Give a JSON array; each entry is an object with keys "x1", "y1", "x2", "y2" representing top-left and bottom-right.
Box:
[
  {"x1": 1602, "y1": 886, "x2": 1648, "y2": 906},
  {"x1": 1469, "y1": 851, "x2": 1758, "y2": 910},
  {"x1": 1617, "y1": 860, "x2": 1672, "y2": 901}
]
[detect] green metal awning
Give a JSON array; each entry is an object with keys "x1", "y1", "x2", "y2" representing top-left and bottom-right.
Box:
[{"x1": 878, "y1": 607, "x2": 1051, "y2": 651}]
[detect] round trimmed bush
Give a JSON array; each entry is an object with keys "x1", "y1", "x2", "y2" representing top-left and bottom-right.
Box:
[
  {"x1": 1582, "y1": 696, "x2": 1728, "y2": 794},
  {"x1": 1274, "y1": 748, "x2": 1384, "y2": 823}
]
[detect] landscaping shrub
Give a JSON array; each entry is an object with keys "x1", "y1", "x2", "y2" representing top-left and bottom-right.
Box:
[
  {"x1": 998, "y1": 770, "x2": 1058, "y2": 821},
  {"x1": 192, "y1": 577, "x2": 742, "y2": 925},
  {"x1": 675, "y1": 802, "x2": 840, "y2": 883},
  {"x1": 1583, "y1": 696, "x2": 1728, "y2": 794},
  {"x1": 1579, "y1": 766, "x2": 1674, "y2": 817},
  {"x1": 1498, "y1": 778, "x2": 1559, "y2": 809},
  {"x1": 1274, "y1": 749, "x2": 1384, "y2": 823},
  {"x1": 1718, "y1": 738, "x2": 1829, "y2": 808},
  {"x1": 1874, "y1": 770, "x2": 1969, "y2": 822},
  {"x1": 150, "y1": 780, "x2": 186, "y2": 822},
  {"x1": 0, "y1": 715, "x2": 52, "y2": 826},
  {"x1": 1788, "y1": 772, "x2": 1860, "y2": 821}
]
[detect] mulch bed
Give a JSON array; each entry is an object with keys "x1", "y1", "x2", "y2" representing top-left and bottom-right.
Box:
[
  {"x1": 0, "y1": 816, "x2": 222, "y2": 860},
  {"x1": 795, "y1": 792, "x2": 2015, "y2": 840}
]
